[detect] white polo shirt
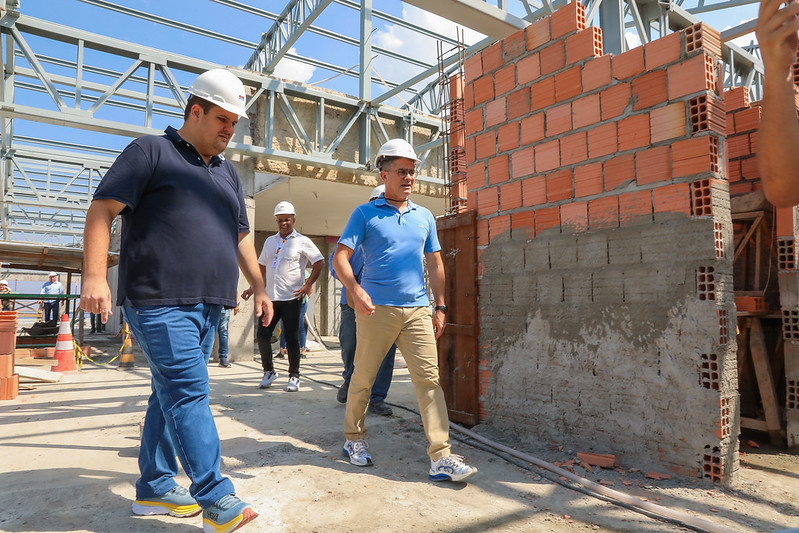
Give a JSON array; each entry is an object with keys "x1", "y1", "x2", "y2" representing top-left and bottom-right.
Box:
[{"x1": 258, "y1": 230, "x2": 323, "y2": 301}]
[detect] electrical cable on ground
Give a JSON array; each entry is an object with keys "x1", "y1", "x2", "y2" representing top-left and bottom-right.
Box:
[{"x1": 299, "y1": 359, "x2": 739, "y2": 533}]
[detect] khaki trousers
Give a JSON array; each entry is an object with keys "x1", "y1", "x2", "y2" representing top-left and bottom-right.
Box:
[{"x1": 344, "y1": 305, "x2": 451, "y2": 460}]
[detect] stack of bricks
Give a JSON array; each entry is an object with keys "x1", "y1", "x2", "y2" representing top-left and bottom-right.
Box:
[
  {"x1": 464, "y1": 2, "x2": 739, "y2": 484},
  {"x1": 0, "y1": 311, "x2": 19, "y2": 401}
]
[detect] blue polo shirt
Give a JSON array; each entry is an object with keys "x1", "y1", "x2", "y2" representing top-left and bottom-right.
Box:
[
  {"x1": 93, "y1": 126, "x2": 248, "y2": 307},
  {"x1": 338, "y1": 195, "x2": 440, "y2": 307}
]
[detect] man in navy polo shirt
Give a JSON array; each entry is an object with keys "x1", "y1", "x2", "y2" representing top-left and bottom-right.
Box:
[
  {"x1": 332, "y1": 138, "x2": 477, "y2": 482},
  {"x1": 81, "y1": 68, "x2": 271, "y2": 533}
]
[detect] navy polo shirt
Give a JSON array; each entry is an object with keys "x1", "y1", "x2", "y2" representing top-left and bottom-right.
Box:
[
  {"x1": 94, "y1": 126, "x2": 248, "y2": 307},
  {"x1": 338, "y1": 195, "x2": 440, "y2": 307}
]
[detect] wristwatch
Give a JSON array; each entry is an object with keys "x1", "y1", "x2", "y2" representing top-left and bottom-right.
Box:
[{"x1": 434, "y1": 305, "x2": 448, "y2": 314}]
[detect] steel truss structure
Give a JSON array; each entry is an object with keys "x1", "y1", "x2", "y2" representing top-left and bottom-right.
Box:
[{"x1": 0, "y1": 0, "x2": 764, "y2": 245}]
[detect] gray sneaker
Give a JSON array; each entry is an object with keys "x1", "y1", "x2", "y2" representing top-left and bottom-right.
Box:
[
  {"x1": 202, "y1": 494, "x2": 257, "y2": 533},
  {"x1": 342, "y1": 439, "x2": 373, "y2": 467},
  {"x1": 259, "y1": 371, "x2": 278, "y2": 389},
  {"x1": 429, "y1": 454, "x2": 477, "y2": 482},
  {"x1": 131, "y1": 485, "x2": 200, "y2": 517}
]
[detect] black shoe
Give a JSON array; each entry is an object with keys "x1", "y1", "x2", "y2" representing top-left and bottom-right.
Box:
[
  {"x1": 368, "y1": 400, "x2": 393, "y2": 416},
  {"x1": 337, "y1": 380, "x2": 349, "y2": 404}
]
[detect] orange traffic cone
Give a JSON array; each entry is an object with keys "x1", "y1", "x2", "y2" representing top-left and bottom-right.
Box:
[{"x1": 51, "y1": 314, "x2": 77, "y2": 373}]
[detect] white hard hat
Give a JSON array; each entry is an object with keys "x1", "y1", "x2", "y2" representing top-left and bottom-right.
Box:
[
  {"x1": 48, "y1": 271, "x2": 57, "y2": 277},
  {"x1": 369, "y1": 184, "x2": 385, "y2": 200},
  {"x1": 375, "y1": 139, "x2": 420, "y2": 169},
  {"x1": 0, "y1": 279, "x2": 7, "y2": 286},
  {"x1": 187, "y1": 68, "x2": 248, "y2": 118},
  {"x1": 274, "y1": 201, "x2": 296, "y2": 216}
]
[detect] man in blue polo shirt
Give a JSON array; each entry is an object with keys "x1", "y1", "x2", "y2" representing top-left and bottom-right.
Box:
[
  {"x1": 332, "y1": 138, "x2": 477, "y2": 482},
  {"x1": 81, "y1": 68, "x2": 272, "y2": 533}
]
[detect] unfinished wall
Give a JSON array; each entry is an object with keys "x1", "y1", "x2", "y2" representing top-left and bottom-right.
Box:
[{"x1": 465, "y1": 2, "x2": 740, "y2": 482}]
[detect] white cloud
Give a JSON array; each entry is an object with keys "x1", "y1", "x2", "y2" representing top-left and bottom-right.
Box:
[
  {"x1": 625, "y1": 31, "x2": 642, "y2": 50},
  {"x1": 271, "y1": 47, "x2": 316, "y2": 84}
]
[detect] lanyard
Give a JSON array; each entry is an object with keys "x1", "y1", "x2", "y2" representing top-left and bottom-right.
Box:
[{"x1": 272, "y1": 236, "x2": 288, "y2": 268}]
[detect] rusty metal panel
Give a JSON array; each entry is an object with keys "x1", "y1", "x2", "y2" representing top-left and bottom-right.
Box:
[{"x1": 436, "y1": 210, "x2": 480, "y2": 425}]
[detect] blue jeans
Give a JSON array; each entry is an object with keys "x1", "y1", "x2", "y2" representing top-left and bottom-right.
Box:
[
  {"x1": 123, "y1": 304, "x2": 233, "y2": 507},
  {"x1": 339, "y1": 303, "x2": 395, "y2": 402},
  {"x1": 43, "y1": 301, "x2": 60, "y2": 322},
  {"x1": 279, "y1": 299, "x2": 307, "y2": 349},
  {"x1": 217, "y1": 309, "x2": 230, "y2": 358}
]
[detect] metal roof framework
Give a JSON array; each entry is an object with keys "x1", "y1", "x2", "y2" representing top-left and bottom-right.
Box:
[{"x1": 0, "y1": 0, "x2": 765, "y2": 246}]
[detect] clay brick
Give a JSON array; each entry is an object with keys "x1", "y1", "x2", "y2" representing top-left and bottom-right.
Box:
[
  {"x1": 477, "y1": 186, "x2": 499, "y2": 216},
  {"x1": 653, "y1": 183, "x2": 691, "y2": 215},
  {"x1": 535, "y1": 139, "x2": 561, "y2": 173},
  {"x1": 589, "y1": 195, "x2": 619, "y2": 229},
  {"x1": 511, "y1": 147, "x2": 536, "y2": 179},
  {"x1": 740, "y1": 156, "x2": 760, "y2": 180},
  {"x1": 467, "y1": 161, "x2": 486, "y2": 190},
  {"x1": 508, "y1": 86, "x2": 532, "y2": 119},
  {"x1": 536, "y1": 206, "x2": 561, "y2": 232},
  {"x1": 566, "y1": 27, "x2": 603, "y2": 64},
  {"x1": 497, "y1": 121, "x2": 520, "y2": 153},
  {"x1": 547, "y1": 168, "x2": 573, "y2": 201},
  {"x1": 572, "y1": 93, "x2": 601, "y2": 129},
  {"x1": 587, "y1": 121, "x2": 617, "y2": 159},
  {"x1": 650, "y1": 102, "x2": 686, "y2": 143},
  {"x1": 526, "y1": 16, "x2": 551, "y2": 52},
  {"x1": 500, "y1": 180, "x2": 523, "y2": 211},
  {"x1": 494, "y1": 64, "x2": 516, "y2": 96},
  {"x1": 612, "y1": 47, "x2": 645, "y2": 80},
  {"x1": 503, "y1": 29, "x2": 527, "y2": 62},
  {"x1": 473, "y1": 75, "x2": 495, "y2": 106},
  {"x1": 644, "y1": 31, "x2": 682, "y2": 70},
  {"x1": 517, "y1": 53, "x2": 541, "y2": 85},
  {"x1": 546, "y1": 102, "x2": 573, "y2": 137},
  {"x1": 727, "y1": 133, "x2": 751, "y2": 160},
  {"x1": 520, "y1": 113, "x2": 545, "y2": 146},
  {"x1": 672, "y1": 135, "x2": 720, "y2": 177},
  {"x1": 464, "y1": 82, "x2": 475, "y2": 110},
  {"x1": 531, "y1": 76, "x2": 556, "y2": 110},
  {"x1": 723, "y1": 86, "x2": 750, "y2": 112},
  {"x1": 551, "y1": 1, "x2": 586, "y2": 39},
  {"x1": 465, "y1": 136, "x2": 476, "y2": 165},
  {"x1": 561, "y1": 201, "x2": 589, "y2": 231},
  {"x1": 465, "y1": 108, "x2": 484, "y2": 136},
  {"x1": 489, "y1": 214, "x2": 511, "y2": 241},
  {"x1": 511, "y1": 210, "x2": 536, "y2": 238},
  {"x1": 689, "y1": 94, "x2": 726, "y2": 134},
  {"x1": 577, "y1": 452, "x2": 619, "y2": 469},
  {"x1": 635, "y1": 145, "x2": 671, "y2": 185},
  {"x1": 0, "y1": 353, "x2": 13, "y2": 378},
  {"x1": 485, "y1": 97, "x2": 507, "y2": 128},
  {"x1": 541, "y1": 41, "x2": 566, "y2": 76},
  {"x1": 475, "y1": 131, "x2": 497, "y2": 160},
  {"x1": 619, "y1": 189, "x2": 653, "y2": 223},
  {"x1": 464, "y1": 53, "x2": 483, "y2": 84},
  {"x1": 776, "y1": 207, "x2": 794, "y2": 237},
  {"x1": 523, "y1": 175, "x2": 547, "y2": 206},
  {"x1": 574, "y1": 162, "x2": 603, "y2": 197},
  {"x1": 727, "y1": 159, "x2": 742, "y2": 182},
  {"x1": 600, "y1": 82, "x2": 631, "y2": 120},
  {"x1": 734, "y1": 106, "x2": 761, "y2": 133},
  {"x1": 729, "y1": 181, "x2": 754, "y2": 195},
  {"x1": 488, "y1": 155, "x2": 509, "y2": 185},
  {"x1": 476, "y1": 218, "x2": 489, "y2": 246},
  {"x1": 582, "y1": 55, "x2": 611, "y2": 92},
  {"x1": 632, "y1": 70, "x2": 667, "y2": 111},
  {"x1": 482, "y1": 41, "x2": 503, "y2": 74},
  {"x1": 555, "y1": 66, "x2": 582, "y2": 102},
  {"x1": 667, "y1": 53, "x2": 715, "y2": 100},
  {"x1": 618, "y1": 113, "x2": 651, "y2": 151},
  {"x1": 466, "y1": 190, "x2": 478, "y2": 212},
  {"x1": 560, "y1": 131, "x2": 588, "y2": 165},
  {"x1": 684, "y1": 22, "x2": 722, "y2": 58},
  {"x1": 604, "y1": 153, "x2": 635, "y2": 191}
]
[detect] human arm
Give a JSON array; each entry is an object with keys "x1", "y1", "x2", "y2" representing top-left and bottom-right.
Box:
[
  {"x1": 757, "y1": 0, "x2": 799, "y2": 206},
  {"x1": 80, "y1": 199, "x2": 126, "y2": 323},
  {"x1": 426, "y1": 251, "x2": 447, "y2": 340},
  {"x1": 332, "y1": 244, "x2": 374, "y2": 316},
  {"x1": 294, "y1": 259, "x2": 323, "y2": 299},
  {"x1": 238, "y1": 233, "x2": 273, "y2": 326}
]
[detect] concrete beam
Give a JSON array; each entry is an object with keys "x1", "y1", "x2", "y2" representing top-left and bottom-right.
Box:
[{"x1": 401, "y1": 0, "x2": 528, "y2": 39}]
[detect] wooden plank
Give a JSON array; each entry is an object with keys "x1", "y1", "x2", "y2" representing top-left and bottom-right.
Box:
[
  {"x1": 748, "y1": 318, "x2": 784, "y2": 446},
  {"x1": 16, "y1": 366, "x2": 62, "y2": 383},
  {"x1": 740, "y1": 417, "x2": 769, "y2": 432}
]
